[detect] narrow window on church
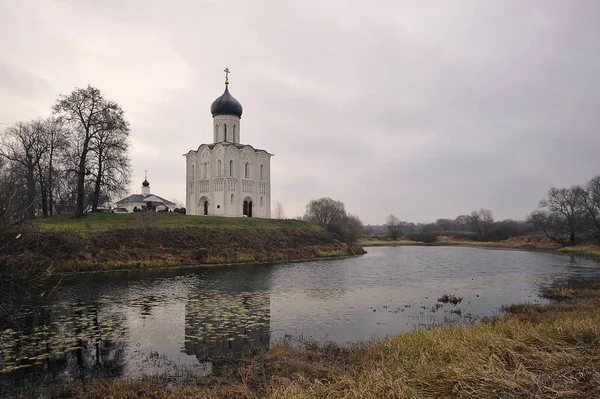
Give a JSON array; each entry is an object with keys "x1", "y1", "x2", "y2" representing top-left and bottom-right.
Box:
[
  {"x1": 229, "y1": 160, "x2": 234, "y2": 177},
  {"x1": 214, "y1": 124, "x2": 218, "y2": 137},
  {"x1": 231, "y1": 194, "x2": 234, "y2": 204},
  {"x1": 217, "y1": 160, "x2": 222, "y2": 176},
  {"x1": 260, "y1": 164, "x2": 264, "y2": 180},
  {"x1": 244, "y1": 162, "x2": 250, "y2": 179},
  {"x1": 233, "y1": 125, "x2": 237, "y2": 141},
  {"x1": 192, "y1": 165, "x2": 195, "y2": 180},
  {"x1": 224, "y1": 124, "x2": 228, "y2": 141},
  {"x1": 260, "y1": 196, "x2": 263, "y2": 206}
]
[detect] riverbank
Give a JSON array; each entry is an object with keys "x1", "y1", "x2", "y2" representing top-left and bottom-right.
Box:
[
  {"x1": 51, "y1": 279, "x2": 600, "y2": 398},
  {"x1": 361, "y1": 235, "x2": 600, "y2": 258},
  {"x1": 3, "y1": 213, "x2": 363, "y2": 273}
]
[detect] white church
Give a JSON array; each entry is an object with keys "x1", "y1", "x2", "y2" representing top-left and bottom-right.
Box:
[
  {"x1": 184, "y1": 69, "x2": 272, "y2": 217},
  {"x1": 115, "y1": 172, "x2": 176, "y2": 212}
]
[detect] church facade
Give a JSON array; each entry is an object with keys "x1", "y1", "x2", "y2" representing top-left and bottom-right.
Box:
[
  {"x1": 115, "y1": 174, "x2": 176, "y2": 212},
  {"x1": 184, "y1": 70, "x2": 272, "y2": 217}
]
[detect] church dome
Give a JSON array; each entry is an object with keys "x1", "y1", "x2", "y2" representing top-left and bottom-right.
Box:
[
  {"x1": 142, "y1": 179, "x2": 150, "y2": 187},
  {"x1": 210, "y1": 85, "x2": 243, "y2": 118}
]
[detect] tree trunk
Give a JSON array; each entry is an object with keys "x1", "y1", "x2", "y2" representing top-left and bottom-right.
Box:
[
  {"x1": 48, "y1": 147, "x2": 54, "y2": 216},
  {"x1": 25, "y1": 159, "x2": 36, "y2": 219},
  {"x1": 92, "y1": 153, "x2": 103, "y2": 212},
  {"x1": 75, "y1": 142, "x2": 90, "y2": 218},
  {"x1": 37, "y1": 163, "x2": 48, "y2": 217},
  {"x1": 570, "y1": 232, "x2": 575, "y2": 246}
]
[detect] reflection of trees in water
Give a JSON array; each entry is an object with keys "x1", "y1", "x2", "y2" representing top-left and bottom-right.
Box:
[
  {"x1": 0, "y1": 300, "x2": 128, "y2": 397},
  {"x1": 184, "y1": 290, "x2": 270, "y2": 360}
]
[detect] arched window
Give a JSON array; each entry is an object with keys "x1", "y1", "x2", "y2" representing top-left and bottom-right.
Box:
[
  {"x1": 214, "y1": 124, "x2": 218, "y2": 137},
  {"x1": 217, "y1": 160, "x2": 222, "y2": 176},
  {"x1": 192, "y1": 165, "x2": 195, "y2": 180},
  {"x1": 202, "y1": 162, "x2": 207, "y2": 179},
  {"x1": 260, "y1": 196, "x2": 263, "y2": 206},
  {"x1": 231, "y1": 194, "x2": 234, "y2": 204},
  {"x1": 244, "y1": 162, "x2": 250, "y2": 179},
  {"x1": 233, "y1": 125, "x2": 237, "y2": 141},
  {"x1": 224, "y1": 124, "x2": 228, "y2": 141},
  {"x1": 260, "y1": 164, "x2": 264, "y2": 180},
  {"x1": 229, "y1": 160, "x2": 234, "y2": 177}
]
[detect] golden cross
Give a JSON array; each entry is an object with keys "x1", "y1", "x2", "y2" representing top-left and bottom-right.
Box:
[
  {"x1": 224, "y1": 67, "x2": 230, "y2": 84},
  {"x1": 144, "y1": 169, "x2": 147, "y2": 179}
]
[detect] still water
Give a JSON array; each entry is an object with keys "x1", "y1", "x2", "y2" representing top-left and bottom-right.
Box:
[{"x1": 2, "y1": 246, "x2": 600, "y2": 396}]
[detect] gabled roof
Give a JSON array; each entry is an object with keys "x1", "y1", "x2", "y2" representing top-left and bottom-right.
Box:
[{"x1": 116, "y1": 194, "x2": 176, "y2": 206}]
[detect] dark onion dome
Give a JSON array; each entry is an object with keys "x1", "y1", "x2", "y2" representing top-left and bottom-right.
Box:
[
  {"x1": 210, "y1": 85, "x2": 243, "y2": 117},
  {"x1": 142, "y1": 179, "x2": 150, "y2": 187}
]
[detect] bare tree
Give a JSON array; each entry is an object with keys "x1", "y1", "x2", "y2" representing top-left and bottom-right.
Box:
[
  {"x1": 454, "y1": 214, "x2": 470, "y2": 231},
  {"x1": 469, "y1": 208, "x2": 494, "y2": 240},
  {"x1": 53, "y1": 85, "x2": 129, "y2": 217},
  {"x1": 273, "y1": 200, "x2": 286, "y2": 219},
  {"x1": 0, "y1": 121, "x2": 49, "y2": 218},
  {"x1": 89, "y1": 124, "x2": 131, "y2": 212},
  {"x1": 529, "y1": 186, "x2": 586, "y2": 246},
  {"x1": 304, "y1": 197, "x2": 362, "y2": 242},
  {"x1": 0, "y1": 158, "x2": 26, "y2": 225},
  {"x1": 384, "y1": 214, "x2": 402, "y2": 240},
  {"x1": 304, "y1": 197, "x2": 346, "y2": 230},
  {"x1": 41, "y1": 118, "x2": 69, "y2": 216},
  {"x1": 436, "y1": 218, "x2": 454, "y2": 232},
  {"x1": 528, "y1": 210, "x2": 571, "y2": 245},
  {"x1": 579, "y1": 176, "x2": 600, "y2": 242},
  {"x1": 340, "y1": 213, "x2": 364, "y2": 243}
]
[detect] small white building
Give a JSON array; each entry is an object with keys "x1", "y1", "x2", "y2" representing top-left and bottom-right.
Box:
[
  {"x1": 184, "y1": 70, "x2": 272, "y2": 217},
  {"x1": 115, "y1": 177, "x2": 176, "y2": 213}
]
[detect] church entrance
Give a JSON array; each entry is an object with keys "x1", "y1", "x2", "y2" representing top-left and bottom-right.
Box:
[
  {"x1": 243, "y1": 197, "x2": 253, "y2": 217},
  {"x1": 199, "y1": 197, "x2": 209, "y2": 216}
]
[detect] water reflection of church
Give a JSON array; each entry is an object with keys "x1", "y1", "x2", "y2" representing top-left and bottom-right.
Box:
[{"x1": 184, "y1": 290, "x2": 270, "y2": 360}]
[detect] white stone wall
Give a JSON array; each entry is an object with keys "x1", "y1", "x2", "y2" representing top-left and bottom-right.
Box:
[
  {"x1": 185, "y1": 143, "x2": 271, "y2": 218},
  {"x1": 213, "y1": 115, "x2": 241, "y2": 143}
]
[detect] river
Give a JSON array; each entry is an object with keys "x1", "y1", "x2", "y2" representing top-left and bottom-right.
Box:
[{"x1": 1, "y1": 246, "x2": 600, "y2": 396}]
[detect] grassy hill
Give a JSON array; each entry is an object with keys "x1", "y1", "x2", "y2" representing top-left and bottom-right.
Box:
[
  {"x1": 30, "y1": 212, "x2": 319, "y2": 233},
  {"x1": 10, "y1": 212, "x2": 365, "y2": 272}
]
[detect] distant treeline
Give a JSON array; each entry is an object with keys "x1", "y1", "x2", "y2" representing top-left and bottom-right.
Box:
[
  {"x1": 373, "y1": 174, "x2": 600, "y2": 246},
  {"x1": 369, "y1": 210, "x2": 535, "y2": 243}
]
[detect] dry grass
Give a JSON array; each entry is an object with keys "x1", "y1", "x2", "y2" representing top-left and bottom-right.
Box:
[
  {"x1": 48, "y1": 281, "x2": 600, "y2": 398},
  {"x1": 559, "y1": 245, "x2": 600, "y2": 258},
  {"x1": 30, "y1": 212, "x2": 322, "y2": 233},
  {"x1": 359, "y1": 239, "x2": 429, "y2": 247},
  {"x1": 3, "y1": 227, "x2": 365, "y2": 273},
  {"x1": 361, "y1": 236, "x2": 600, "y2": 259}
]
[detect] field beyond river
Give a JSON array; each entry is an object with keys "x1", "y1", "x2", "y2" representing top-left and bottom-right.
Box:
[{"x1": 5, "y1": 213, "x2": 363, "y2": 272}]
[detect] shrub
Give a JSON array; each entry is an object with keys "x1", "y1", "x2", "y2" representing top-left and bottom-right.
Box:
[{"x1": 407, "y1": 231, "x2": 439, "y2": 243}]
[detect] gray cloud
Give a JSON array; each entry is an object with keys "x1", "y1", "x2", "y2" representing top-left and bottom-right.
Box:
[{"x1": 1, "y1": 0, "x2": 599, "y2": 223}]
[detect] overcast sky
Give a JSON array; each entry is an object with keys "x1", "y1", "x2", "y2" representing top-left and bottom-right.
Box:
[{"x1": 1, "y1": 1, "x2": 599, "y2": 224}]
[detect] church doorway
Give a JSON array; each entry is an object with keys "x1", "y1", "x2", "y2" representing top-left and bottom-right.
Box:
[
  {"x1": 243, "y1": 197, "x2": 253, "y2": 217},
  {"x1": 199, "y1": 196, "x2": 209, "y2": 216}
]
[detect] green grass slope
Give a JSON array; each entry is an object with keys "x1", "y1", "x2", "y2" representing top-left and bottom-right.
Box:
[{"x1": 31, "y1": 212, "x2": 320, "y2": 233}]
